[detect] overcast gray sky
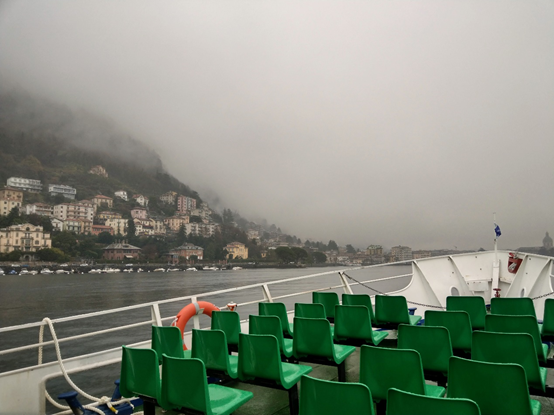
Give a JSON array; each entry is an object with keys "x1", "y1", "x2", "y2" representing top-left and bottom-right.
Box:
[{"x1": 1, "y1": 1, "x2": 553, "y2": 250}]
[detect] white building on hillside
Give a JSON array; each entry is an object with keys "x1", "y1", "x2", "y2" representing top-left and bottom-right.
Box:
[
  {"x1": 48, "y1": 184, "x2": 77, "y2": 199},
  {"x1": 115, "y1": 190, "x2": 128, "y2": 201},
  {"x1": 7, "y1": 177, "x2": 42, "y2": 192},
  {"x1": 54, "y1": 202, "x2": 95, "y2": 221}
]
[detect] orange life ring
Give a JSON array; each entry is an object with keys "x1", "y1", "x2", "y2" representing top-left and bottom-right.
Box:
[{"x1": 171, "y1": 301, "x2": 220, "y2": 350}]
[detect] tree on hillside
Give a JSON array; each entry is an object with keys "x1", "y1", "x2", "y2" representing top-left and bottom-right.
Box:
[
  {"x1": 312, "y1": 251, "x2": 327, "y2": 264},
  {"x1": 275, "y1": 247, "x2": 295, "y2": 263},
  {"x1": 127, "y1": 218, "x2": 136, "y2": 238},
  {"x1": 36, "y1": 247, "x2": 68, "y2": 262},
  {"x1": 291, "y1": 247, "x2": 308, "y2": 263},
  {"x1": 223, "y1": 209, "x2": 234, "y2": 224},
  {"x1": 176, "y1": 224, "x2": 187, "y2": 245},
  {"x1": 210, "y1": 212, "x2": 223, "y2": 224},
  {"x1": 53, "y1": 231, "x2": 78, "y2": 256},
  {"x1": 328, "y1": 240, "x2": 338, "y2": 251},
  {"x1": 346, "y1": 244, "x2": 356, "y2": 254},
  {"x1": 97, "y1": 231, "x2": 114, "y2": 244}
]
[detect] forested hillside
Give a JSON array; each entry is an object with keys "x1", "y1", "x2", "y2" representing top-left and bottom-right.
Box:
[{"x1": 0, "y1": 89, "x2": 199, "y2": 201}]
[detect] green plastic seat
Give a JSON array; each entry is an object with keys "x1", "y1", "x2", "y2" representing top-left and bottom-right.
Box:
[
  {"x1": 359, "y1": 345, "x2": 445, "y2": 403},
  {"x1": 299, "y1": 375, "x2": 375, "y2": 415},
  {"x1": 238, "y1": 333, "x2": 312, "y2": 415},
  {"x1": 485, "y1": 314, "x2": 549, "y2": 364},
  {"x1": 191, "y1": 329, "x2": 238, "y2": 379},
  {"x1": 448, "y1": 356, "x2": 541, "y2": 415},
  {"x1": 397, "y1": 324, "x2": 452, "y2": 384},
  {"x1": 249, "y1": 314, "x2": 293, "y2": 359},
  {"x1": 541, "y1": 298, "x2": 554, "y2": 341},
  {"x1": 259, "y1": 301, "x2": 294, "y2": 337},
  {"x1": 295, "y1": 303, "x2": 334, "y2": 337},
  {"x1": 151, "y1": 326, "x2": 191, "y2": 365},
  {"x1": 374, "y1": 295, "x2": 421, "y2": 328},
  {"x1": 447, "y1": 296, "x2": 487, "y2": 331},
  {"x1": 333, "y1": 305, "x2": 388, "y2": 346},
  {"x1": 342, "y1": 293, "x2": 375, "y2": 322},
  {"x1": 119, "y1": 346, "x2": 160, "y2": 415},
  {"x1": 295, "y1": 302, "x2": 326, "y2": 318},
  {"x1": 293, "y1": 317, "x2": 355, "y2": 382},
  {"x1": 211, "y1": 310, "x2": 241, "y2": 353},
  {"x1": 424, "y1": 310, "x2": 472, "y2": 354},
  {"x1": 160, "y1": 355, "x2": 253, "y2": 415},
  {"x1": 312, "y1": 291, "x2": 340, "y2": 321},
  {"x1": 490, "y1": 297, "x2": 537, "y2": 318},
  {"x1": 387, "y1": 388, "x2": 481, "y2": 415},
  {"x1": 472, "y1": 331, "x2": 547, "y2": 393}
]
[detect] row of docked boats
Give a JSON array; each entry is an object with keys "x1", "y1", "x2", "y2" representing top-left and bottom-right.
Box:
[
  {"x1": 0, "y1": 268, "x2": 70, "y2": 275},
  {"x1": 0, "y1": 265, "x2": 230, "y2": 275}
]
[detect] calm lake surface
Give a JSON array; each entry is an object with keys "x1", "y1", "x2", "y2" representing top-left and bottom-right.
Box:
[{"x1": 0, "y1": 265, "x2": 411, "y2": 413}]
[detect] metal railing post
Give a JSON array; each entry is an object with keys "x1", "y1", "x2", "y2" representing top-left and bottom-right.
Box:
[
  {"x1": 339, "y1": 272, "x2": 353, "y2": 294},
  {"x1": 151, "y1": 303, "x2": 162, "y2": 326},
  {"x1": 191, "y1": 297, "x2": 201, "y2": 330},
  {"x1": 262, "y1": 284, "x2": 273, "y2": 302}
]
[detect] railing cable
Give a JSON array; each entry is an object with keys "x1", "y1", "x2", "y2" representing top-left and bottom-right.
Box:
[{"x1": 340, "y1": 271, "x2": 445, "y2": 309}]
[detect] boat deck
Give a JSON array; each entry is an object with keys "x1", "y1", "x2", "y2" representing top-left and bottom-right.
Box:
[{"x1": 150, "y1": 345, "x2": 554, "y2": 415}]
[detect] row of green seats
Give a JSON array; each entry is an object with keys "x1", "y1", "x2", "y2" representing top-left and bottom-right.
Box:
[
  {"x1": 311, "y1": 292, "x2": 422, "y2": 328},
  {"x1": 303, "y1": 347, "x2": 540, "y2": 415},
  {"x1": 120, "y1": 346, "x2": 253, "y2": 415},
  {"x1": 358, "y1": 344, "x2": 540, "y2": 415},
  {"x1": 298, "y1": 373, "x2": 480, "y2": 415}
]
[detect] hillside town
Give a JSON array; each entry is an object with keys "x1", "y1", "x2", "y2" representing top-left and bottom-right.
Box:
[{"x1": 2, "y1": 170, "x2": 553, "y2": 267}]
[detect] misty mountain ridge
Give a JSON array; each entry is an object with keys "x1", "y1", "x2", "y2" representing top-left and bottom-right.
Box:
[
  {"x1": 0, "y1": 88, "x2": 198, "y2": 200},
  {"x1": 0, "y1": 89, "x2": 292, "y2": 241}
]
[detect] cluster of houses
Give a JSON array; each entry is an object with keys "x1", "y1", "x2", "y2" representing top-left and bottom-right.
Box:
[{"x1": 0, "y1": 173, "x2": 249, "y2": 263}]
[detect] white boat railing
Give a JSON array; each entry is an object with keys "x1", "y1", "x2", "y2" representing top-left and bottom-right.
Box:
[{"x1": 0, "y1": 263, "x2": 413, "y2": 415}]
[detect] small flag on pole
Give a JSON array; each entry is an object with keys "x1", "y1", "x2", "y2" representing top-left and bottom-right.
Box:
[{"x1": 494, "y1": 223, "x2": 501, "y2": 238}]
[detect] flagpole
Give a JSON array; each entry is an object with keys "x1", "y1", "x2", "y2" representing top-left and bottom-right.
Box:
[
  {"x1": 492, "y1": 212, "x2": 500, "y2": 297},
  {"x1": 493, "y1": 212, "x2": 498, "y2": 265}
]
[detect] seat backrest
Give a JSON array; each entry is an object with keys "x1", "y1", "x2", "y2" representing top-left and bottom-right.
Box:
[
  {"x1": 211, "y1": 310, "x2": 241, "y2": 345},
  {"x1": 299, "y1": 375, "x2": 374, "y2": 415},
  {"x1": 259, "y1": 302, "x2": 293, "y2": 336},
  {"x1": 249, "y1": 314, "x2": 286, "y2": 352},
  {"x1": 334, "y1": 305, "x2": 374, "y2": 341},
  {"x1": 484, "y1": 314, "x2": 544, "y2": 361},
  {"x1": 119, "y1": 346, "x2": 160, "y2": 401},
  {"x1": 160, "y1": 355, "x2": 209, "y2": 413},
  {"x1": 472, "y1": 330, "x2": 543, "y2": 391},
  {"x1": 387, "y1": 388, "x2": 480, "y2": 415},
  {"x1": 295, "y1": 303, "x2": 326, "y2": 319},
  {"x1": 293, "y1": 317, "x2": 334, "y2": 358},
  {"x1": 448, "y1": 356, "x2": 535, "y2": 415},
  {"x1": 238, "y1": 333, "x2": 282, "y2": 382},
  {"x1": 490, "y1": 297, "x2": 537, "y2": 319},
  {"x1": 424, "y1": 310, "x2": 472, "y2": 352},
  {"x1": 375, "y1": 295, "x2": 410, "y2": 324},
  {"x1": 542, "y1": 298, "x2": 554, "y2": 336},
  {"x1": 312, "y1": 292, "x2": 340, "y2": 319},
  {"x1": 446, "y1": 296, "x2": 486, "y2": 330},
  {"x1": 191, "y1": 329, "x2": 229, "y2": 372},
  {"x1": 342, "y1": 293, "x2": 375, "y2": 321},
  {"x1": 151, "y1": 326, "x2": 185, "y2": 364},
  {"x1": 397, "y1": 324, "x2": 452, "y2": 373},
  {"x1": 359, "y1": 345, "x2": 426, "y2": 401}
]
